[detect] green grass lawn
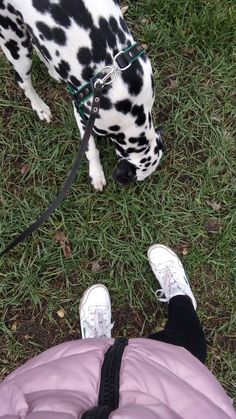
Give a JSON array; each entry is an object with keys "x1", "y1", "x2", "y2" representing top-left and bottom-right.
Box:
[{"x1": 0, "y1": 0, "x2": 235, "y2": 400}]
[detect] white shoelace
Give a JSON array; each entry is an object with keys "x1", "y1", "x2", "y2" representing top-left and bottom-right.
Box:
[
  {"x1": 154, "y1": 262, "x2": 189, "y2": 302},
  {"x1": 83, "y1": 308, "x2": 114, "y2": 338}
]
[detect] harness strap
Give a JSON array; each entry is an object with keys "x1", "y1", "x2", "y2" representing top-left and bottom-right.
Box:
[
  {"x1": 115, "y1": 43, "x2": 144, "y2": 69},
  {"x1": 0, "y1": 85, "x2": 103, "y2": 257},
  {"x1": 68, "y1": 43, "x2": 145, "y2": 121},
  {"x1": 81, "y1": 338, "x2": 128, "y2": 419}
]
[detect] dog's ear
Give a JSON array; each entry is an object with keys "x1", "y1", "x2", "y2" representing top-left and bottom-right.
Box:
[{"x1": 113, "y1": 159, "x2": 137, "y2": 186}]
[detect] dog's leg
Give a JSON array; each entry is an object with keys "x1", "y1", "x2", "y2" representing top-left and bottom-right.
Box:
[
  {"x1": 74, "y1": 107, "x2": 106, "y2": 191},
  {"x1": 34, "y1": 46, "x2": 61, "y2": 83},
  {"x1": 0, "y1": 12, "x2": 52, "y2": 122}
]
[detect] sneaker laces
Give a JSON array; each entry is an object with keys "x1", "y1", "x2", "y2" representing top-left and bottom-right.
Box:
[
  {"x1": 83, "y1": 308, "x2": 114, "y2": 338},
  {"x1": 154, "y1": 262, "x2": 189, "y2": 302}
]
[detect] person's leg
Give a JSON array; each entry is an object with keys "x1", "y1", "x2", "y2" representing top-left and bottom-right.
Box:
[
  {"x1": 147, "y1": 244, "x2": 207, "y2": 364},
  {"x1": 79, "y1": 284, "x2": 114, "y2": 338},
  {"x1": 149, "y1": 295, "x2": 206, "y2": 363}
]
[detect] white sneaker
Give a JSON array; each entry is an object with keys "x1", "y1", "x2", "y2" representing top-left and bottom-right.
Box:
[
  {"x1": 80, "y1": 284, "x2": 114, "y2": 339},
  {"x1": 148, "y1": 244, "x2": 197, "y2": 310}
]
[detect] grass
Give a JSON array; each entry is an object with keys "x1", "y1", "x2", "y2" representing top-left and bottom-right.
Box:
[{"x1": 0, "y1": 0, "x2": 235, "y2": 400}]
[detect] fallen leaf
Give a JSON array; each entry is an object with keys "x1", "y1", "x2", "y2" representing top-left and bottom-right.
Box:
[
  {"x1": 54, "y1": 230, "x2": 66, "y2": 243},
  {"x1": 54, "y1": 230, "x2": 72, "y2": 258},
  {"x1": 24, "y1": 335, "x2": 31, "y2": 340},
  {"x1": 183, "y1": 47, "x2": 195, "y2": 56},
  {"x1": 20, "y1": 164, "x2": 29, "y2": 176},
  {"x1": 121, "y1": 5, "x2": 129, "y2": 14},
  {"x1": 91, "y1": 261, "x2": 102, "y2": 273},
  {"x1": 11, "y1": 322, "x2": 17, "y2": 331},
  {"x1": 203, "y1": 219, "x2": 221, "y2": 232},
  {"x1": 61, "y1": 241, "x2": 72, "y2": 258},
  {"x1": 141, "y1": 43, "x2": 149, "y2": 50},
  {"x1": 57, "y1": 309, "x2": 65, "y2": 318},
  {"x1": 141, "y1": 18, "x2": 149, "y2": 24},
  {"x1": 175, "y1": 243, "x2": 191, "y2": 255},
  {"x1": 165, "y1": 77, "x2": 177, "y2": 89},
  {"x1": 206, "y1": 201, "x2": 221, "y2": 212}
]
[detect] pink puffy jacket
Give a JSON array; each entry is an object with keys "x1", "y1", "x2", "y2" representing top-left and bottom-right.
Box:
[{"x1": 0, "y1": 338, "x2": 235, "y2": 418}]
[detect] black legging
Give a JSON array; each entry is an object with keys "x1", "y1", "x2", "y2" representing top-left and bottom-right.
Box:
[{"x1": 148, "y1": 295, "x2": 207, "y2": 363}]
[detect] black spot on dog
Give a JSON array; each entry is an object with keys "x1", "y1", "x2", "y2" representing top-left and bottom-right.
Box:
[
  {"x1": 36, "y1": 22, "x2": 66, "y2": 45},
  {"x1": 112, "y1": 133, "x2": 126, "y2": 145},
  {"x1": 114, "y1": 143, "x2": 128, "y2": 158},
  {"x1": 138, "y1": 136, "x2": 148, "y2": 146},
  {"x1": 109, "y1": 17, "x2": 119, "y2": 34},
  {"x1": 129, "y1": 136, "x2": 148, "y2": 146},
  {"x1": 51, "y1": 4, "x2": 71, "y2": 27},
  {"x1": 154, "y1": 146, "x2": 159, "y2": 154},
  {"x1": 56, "y1": 59, "x2": 70, "y2": 79},
  {"x1": 5, "y1": 39, "x2": 19, "y2": 59},
  {"x1": 55, "y1": 50, "x2": 60, "y2": 57},
  {"x1": 77, "y1": 47, "x2": 92, "y2": 65},
  {"x1": 16, "y1": 18, "x2": 23, "y2": 26},
  {"x1": 53, "y1": 27, "x2": 66, "y2": 45},
  {"x1": 0, "y1": 0, "x2": 5, "y2": 10},
  {"x1": 99, "y1": 17, "x2": 116, "y2": 49},
  {"x1": 94, "y1": 126, "x2": 108, "y2": 136},
  {"x1": 100, "y1": 96, "x2": 112, "y2": 110},
  {"x1": 140, "y1": 53, "x2": 147, "y2": 63},
  {"x1": 90, "y1": 27, "x2": 107, "y2": 63},
  {"x1": 148, "y1": 112, "x2": 152, "y2": 128},
  {"x1": 145, "y1": 162, "x2": 151, "y2": 167},
  {"x1": 61, "y1": 0, "x2": 93, "y2": 29},
  {"x1": 105, "y1": 53, "x2": 113, "y2": 65},
  {"x1": 115, "y1": 99, "x2": 132, "y2": 114},
  {"x1": 109, "y1": 16, "x2": 126, "y2": 44},
  {"x1": 140, "y1": 157, "x2": 147, "y2": 163},
  {"x1": 39, "y1": 34, "x2": 44, "y2": 40},
  {"x1": 121, "y1": 64, "x2": 143, "y2": 96},
  {"x1": 152, "y1": 159, "x2": 157, "y2": 166},
  {"x1": 151, "y1": 74, "x2": 154, "y2": 95},
  {"x1": 132, "y1": 104, "x2": 146, "y2": 126},
  {"x1": 36, "y1": 21, "x2": 52, "y2": 40},
  {"x1": 126, "y1": 146, "x2": 146, "y2": 154},
  {"x1": 40, "y1": 44, "x2": 52, "y2": 61},
  {"x1": 7, "y1": 4, "x2": 18, "y2": 15},
  {"x1": 0, "y1": 15, "x2": 24, "y2": 38},
  {"x1": 109, "y1": 125, "x2": 120, "y2": 132},
  {"x1": 82, "y1": 66, "x2": 94, "y2": 81},
  {"x1": 22, "y1": 33, "x2": 32, "y2": 49},
  {"x1": 70, "y1": 75, "x2": 81, "y2": 88},
  {"x1": 32, "y1": 0, "x2": 49, "y2": 14},
  {"x1": 15, "y1": 71, "x2": 23, "y2": 83},
  {"x1": 119, "y1": 17, "x2": 129, "y2": 34}
]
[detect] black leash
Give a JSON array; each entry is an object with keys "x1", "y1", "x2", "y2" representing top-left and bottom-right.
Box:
[{"x1": 0, "y1": 84, "x2": 103, "y2": 257}]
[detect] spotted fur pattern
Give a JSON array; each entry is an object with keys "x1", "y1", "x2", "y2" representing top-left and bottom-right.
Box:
[{"x1": 0, "y1": 0, "x2": 163, "y2": 190}]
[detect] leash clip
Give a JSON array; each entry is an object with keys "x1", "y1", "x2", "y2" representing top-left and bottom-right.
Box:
[{"x1": 94, "y1": 65, "x2": 117, "y2": 88}]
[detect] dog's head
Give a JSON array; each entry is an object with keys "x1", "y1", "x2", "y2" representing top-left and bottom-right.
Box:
[{"x1": 113, "y1": 128, "x2": 164, "y2": 186}]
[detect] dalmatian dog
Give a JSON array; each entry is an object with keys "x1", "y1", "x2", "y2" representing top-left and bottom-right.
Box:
[{"x1": 0, "y1": 0, "x2": 164, "y2": 190}]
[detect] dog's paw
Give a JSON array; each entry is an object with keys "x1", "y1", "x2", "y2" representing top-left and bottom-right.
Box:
[
  {"x1": 32, "y1": 99, "x2": 52, "y2": 123},
  {"x1": 90, "y1": 170, "x2": 107, "y2": 191}
]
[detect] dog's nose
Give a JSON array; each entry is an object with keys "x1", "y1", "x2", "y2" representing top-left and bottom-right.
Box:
[{"x1": 112, "y1": 169, "x2": 136, "y2": 186}]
